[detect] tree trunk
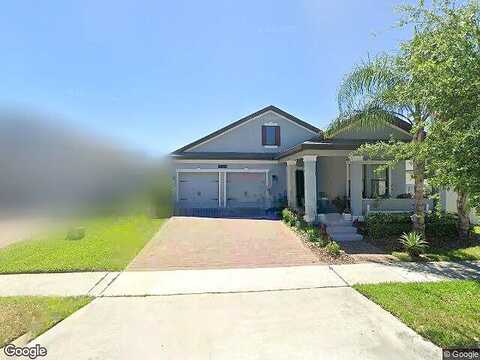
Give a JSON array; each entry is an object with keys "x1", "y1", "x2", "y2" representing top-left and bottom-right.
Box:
[
  {"x1": 411, "y1": 126, "x2": 426, "y2": 236},
  {"x1": 456, "y1": 190, "x2": 470, "y2": 239}
]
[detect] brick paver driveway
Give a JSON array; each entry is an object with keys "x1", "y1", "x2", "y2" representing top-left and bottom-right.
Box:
[{"x1": 127, "y1": 217, "x2": 320, "y2": 270}]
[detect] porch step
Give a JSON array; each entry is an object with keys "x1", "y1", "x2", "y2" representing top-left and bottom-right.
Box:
[
  {"x1": 329, "y1": 233, "x2": 363, "y2": 242},
  {"x1": 326, "y1": 226, "x2": 358, "y2": 235}
]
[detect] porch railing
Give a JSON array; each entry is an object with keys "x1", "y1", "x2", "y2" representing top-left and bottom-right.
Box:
[{"x1": 363, "y1": 198, "x2": 434, "y2": 215}]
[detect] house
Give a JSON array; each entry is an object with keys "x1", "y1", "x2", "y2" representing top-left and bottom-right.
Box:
[{"x1": 170, "y1": 105, "x2": 434, "y2": 222}]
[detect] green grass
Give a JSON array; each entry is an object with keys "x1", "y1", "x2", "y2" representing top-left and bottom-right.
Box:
[
  {"x1": 354, "y1": 280, "x2": 480, "y2": 348},
  {"x1": 0, "y1": 215, "x2": 165, "y2": 273},
  {"x1": 393, "y1": 245, "x2": 480, "y2": 262},
  {"x1": 0, "y1": 296, "x2": 92, "y2": 347}
]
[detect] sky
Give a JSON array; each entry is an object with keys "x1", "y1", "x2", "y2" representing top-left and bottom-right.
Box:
[{"x1": 0, "y1": 0, "x2": 415, "y2": 156}]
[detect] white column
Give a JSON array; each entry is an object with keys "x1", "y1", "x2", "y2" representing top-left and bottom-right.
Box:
[
  {"x1": 286, "y1": 160, "x2": 297, "y2": 209},
  {"x1": 303, "y1": 155, "x2": 317, "y2": 223},
  {"x1": 349, "y1": 156, "x2": 363, "y2": 218}
]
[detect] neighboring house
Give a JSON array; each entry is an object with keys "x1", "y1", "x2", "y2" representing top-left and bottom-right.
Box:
[{"x1": 170, "y1": 105, "x2": 434, "y2": 222}]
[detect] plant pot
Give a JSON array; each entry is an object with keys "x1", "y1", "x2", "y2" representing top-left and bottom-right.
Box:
[{"x1": 343, "y1": 213, "x2": 352, "y2": 221}]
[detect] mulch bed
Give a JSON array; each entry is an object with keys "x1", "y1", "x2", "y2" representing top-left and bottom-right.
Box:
[{"x1": 293, "y1": 228, "x2": 356, "y2": 265}]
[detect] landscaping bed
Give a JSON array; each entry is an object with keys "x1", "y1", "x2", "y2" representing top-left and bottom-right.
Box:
[
  {"x1": 360, "y1": 213, "x2": 480, "y2": 262},
  {"x1": 0, "y1": 215, "x2": 165, "y2": 273},
  {"x1": 281, "y1": 208, "x2": 355, "y2": 264},
  {"x1": 354, "y1": 280, "x2": 480, "y2": 348},
  {"x1": 0, "y1": 296, "x2": 92, "y2": 347}
]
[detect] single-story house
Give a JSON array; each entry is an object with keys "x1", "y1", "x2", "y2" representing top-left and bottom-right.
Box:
[{"x1": 170, "y1": 105, "x2": 435, "y2": 222}]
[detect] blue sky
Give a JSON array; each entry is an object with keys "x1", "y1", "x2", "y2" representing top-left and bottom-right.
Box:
[{"x1": 0, "y1": 0, "x2": 414, "y2": 155}]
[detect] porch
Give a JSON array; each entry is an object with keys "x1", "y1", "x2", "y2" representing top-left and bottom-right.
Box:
[{"x1": 283, "y1": 153, "x2": 432, "y2": 223}]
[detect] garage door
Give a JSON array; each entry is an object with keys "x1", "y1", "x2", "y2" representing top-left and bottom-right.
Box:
[
  {"x1": 178, "y1": 173, "x2": 219, "y2": 208},
  {"x1": 227, "y1": 172, "x2": 266, "y2": 208}
]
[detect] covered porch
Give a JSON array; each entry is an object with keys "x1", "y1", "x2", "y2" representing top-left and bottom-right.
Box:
[{"x1": 282, "y1": 151, "x2": 430, "y2": 223}]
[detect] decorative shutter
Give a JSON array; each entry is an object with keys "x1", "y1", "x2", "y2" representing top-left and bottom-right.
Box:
[
  {"x1": 261, "y1": 126, "x2": 267, "y2": 145},
  {"x1": 275, "y1": 126, "x2": 281, "y2": 145}
]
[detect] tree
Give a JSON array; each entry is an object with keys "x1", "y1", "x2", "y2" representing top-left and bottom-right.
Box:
[
  {"x1": 399, "y1": 0, "x2": 480, "y2": 237},
  {"x1": 328, "y1": 54, "x2": 430, "y2": 235}
]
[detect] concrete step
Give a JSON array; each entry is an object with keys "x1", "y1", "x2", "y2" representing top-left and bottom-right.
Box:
[
  {"x1": 324, "y1": 220, "x2": 353, "y2": 227},
  {"x1": 327, "y1": 226, "x2": 358, "y2": 235},
  {"x1": 329, "y1": 233, "x2": 363, "y2": 242}
]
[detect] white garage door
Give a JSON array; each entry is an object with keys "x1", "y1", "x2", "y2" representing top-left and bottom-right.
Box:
[
  {"x1": 178, "y1": 173, "x2": 219, "y2": 208},
  {"x1": 227, "y1": 172, "x2": 266, "y2": 208}
]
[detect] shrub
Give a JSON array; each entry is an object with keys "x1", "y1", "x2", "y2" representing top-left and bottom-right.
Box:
[
  {"x1": 281, "y1": 208, "x2": 297, "y2": 226},
  {"x1": 365, "y1": 213, "x2": 411, "y2": 239},
  {"x1": 400, "y1": 232, "x2": 429, "y2": 257},
  {"x1": 66, "y1": 227, "x2": 85, "y2": 241},
  {"x1": 425, "y1": 213, "x2": 457, "y2": 240},
  {"x1": 365, "y1": 212, "x2": 458, "y2": 242},
  {"x1": 306, "y1": 227, "x2": 320, "y2": 242},
  {"x1": 325, "y1": 241, "x2": 341, "y2": 256},
  {"x1": 318, "y1": 233, "x2": 330, "y2": 247},
  {"x1": 295, "y1": 218, "x2": 307, "y2": 230}
]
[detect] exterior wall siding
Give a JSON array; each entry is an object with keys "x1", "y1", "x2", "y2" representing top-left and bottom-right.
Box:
[
  {"x1": 188, "y1": 111, "x2": 317, "y2": 153},
  {"x1": 316, "y1": 156, "x2": 347, "y2": 200},
  {"x1": 172, "y1": 162, "x2": 287, "y2": 209}
]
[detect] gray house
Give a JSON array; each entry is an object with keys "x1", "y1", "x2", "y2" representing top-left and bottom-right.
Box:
[{"x1": 171, "y1": 105, "x2": 432, "y2": 222}]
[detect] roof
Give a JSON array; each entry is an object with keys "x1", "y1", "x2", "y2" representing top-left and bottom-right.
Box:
[
  {"x1": 171, "y1": 152, "x2": 277, "y2": 161},
  {"x1": 172, "y1": 105, "x2": 321, "y2": 154},
  {"x1": 327, "y1": 113, "x2": 413, "y2": 138}
]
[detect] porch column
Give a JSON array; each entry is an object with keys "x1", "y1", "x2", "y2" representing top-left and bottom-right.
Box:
[
  {"x1": 350, "y1": 156, "x2": 363, "y2": 219},
  {"x1": 286, "y1": 160, "x2": 297, "y2": 209},
  {"x1": 303, "y1": 155, "x2": 317, "y2": 223}
]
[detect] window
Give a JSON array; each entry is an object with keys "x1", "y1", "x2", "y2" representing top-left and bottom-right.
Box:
[
  {"x1": 362, "y1": 164, "x2": 390, "y2": 198},
  {"x1": 262, "y1": 125, "x2": 280, "y2": 146}
]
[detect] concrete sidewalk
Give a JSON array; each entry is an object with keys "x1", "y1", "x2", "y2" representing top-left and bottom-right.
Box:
[
  {"x1": 0, "y1": 260, "x2": 478, "y2": 297},
  {"x1": 332, "y1": 260, "x2": 480, "y2": 285},
  {"x1": 28, "y1": 288, "x2": 441, "y2": 360},
  {"x1": 0, "y1": 272, "x2": 119, "y2": 297}
]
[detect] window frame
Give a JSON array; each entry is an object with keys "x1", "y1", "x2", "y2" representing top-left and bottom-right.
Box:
[{"x1": 261, "y1": 125, "x2": 280, "y2": 146}]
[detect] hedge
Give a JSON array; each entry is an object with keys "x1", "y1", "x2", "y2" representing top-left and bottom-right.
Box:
[{"x1": 365, "y1": 212, "x2": 458, "y2": 241}]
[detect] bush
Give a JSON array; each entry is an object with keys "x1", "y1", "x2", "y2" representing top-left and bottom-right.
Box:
[
  {"x1": 306, "y1": 227, "x2": 319, "y2": 242},
  {"x1": 281, "y1": 208, "x2": 297, "y2": 226},
  {"x1": 325, "y1": 241, "x2": 341, "y2": 256},
  {"x1": 295, "y1": 218, "x2": 307, "y2": 230},
  {"x1": 425, "y1": 213, "x2": 457, "y2": 240},
  {"x1": 365, "y1": 212, "x2": 458, "y2": 243},
  {"x1": 365, "y1": 213, "x2": 412, "y2": 239},
  {"x1": 400, "y1": 232, "x2": 429, "y2": 257},
  {"x1": 319, "y1": 233, "x2": 330, "y2": 247}
]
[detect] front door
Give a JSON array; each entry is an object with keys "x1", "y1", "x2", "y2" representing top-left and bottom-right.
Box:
[{"x1": 295, "y1": 170, "x2": 304, "y2": 207}]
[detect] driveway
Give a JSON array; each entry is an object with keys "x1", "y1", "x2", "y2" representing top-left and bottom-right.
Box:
[
  {"x1": 127, "y1": 217, "x2": 320, "y2": 270},
  {"x1": 29, "y1": 287, "x2": 439, "y2": 360}
]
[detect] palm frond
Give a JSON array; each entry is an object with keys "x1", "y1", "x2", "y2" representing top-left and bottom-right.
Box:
[{"x1": 327, "y1": 54, "x2": 412, "y2": 137}]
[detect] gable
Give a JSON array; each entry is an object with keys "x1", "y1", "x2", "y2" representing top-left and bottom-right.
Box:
[
  {"x1": 176, "y1": 107, "x2": 320, "y2": 154},
  {"x1": 331, "y1": 124, "x2": 412, "y2": 141}
]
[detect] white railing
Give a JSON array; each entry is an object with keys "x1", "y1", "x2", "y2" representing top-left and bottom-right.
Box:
[{"x1": 363, "y1": 198, "x2": 434, "y2": 215}]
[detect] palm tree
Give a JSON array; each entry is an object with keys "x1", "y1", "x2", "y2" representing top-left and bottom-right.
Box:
[{"x1": 328, "y1": 55, "x2": 430, "y2": 234}]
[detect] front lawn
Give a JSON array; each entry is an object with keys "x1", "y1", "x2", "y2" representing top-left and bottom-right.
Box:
[
  {"x1": 0, "y1": 215, "x2": 165, "y2": 273},
  {"x1": 354, "y1": 280, "x2": 480, "y2": 348},
  {"x1": 0, "y1": 296, "x2": 92, "y2": 347}
]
